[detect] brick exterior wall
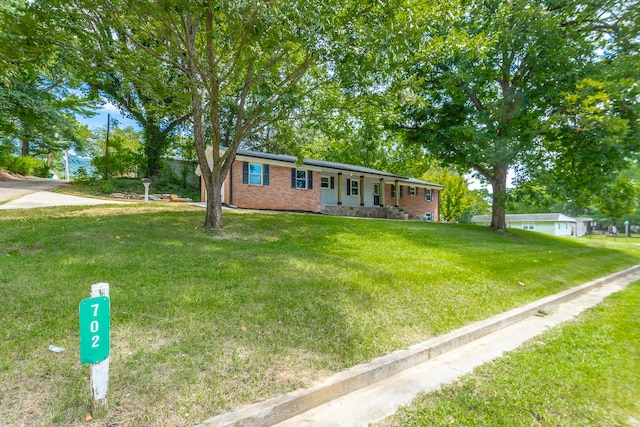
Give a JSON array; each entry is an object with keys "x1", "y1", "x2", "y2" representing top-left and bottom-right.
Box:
[
  {"x1": 384, "y1": 184, "x2": 440, "y2": 221},
  {"x1": 198, "y1": 158, "x2": 439, "y2": 219},
  {"x1": 224, "y1": 161, "x2": 321, "y2": 212}
]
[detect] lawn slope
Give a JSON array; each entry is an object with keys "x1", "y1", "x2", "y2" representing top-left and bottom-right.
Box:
[
  {"x1": 377, "y1": 281, "x2": 640, "y2": 426},
  {"x1": 1, "y1": 205, "x2": 638, "y2": 425}
]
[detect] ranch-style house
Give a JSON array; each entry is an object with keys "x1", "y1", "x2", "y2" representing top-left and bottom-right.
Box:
[{"x1": 196, "y1": 148, "x2": 444, "y2": 221}]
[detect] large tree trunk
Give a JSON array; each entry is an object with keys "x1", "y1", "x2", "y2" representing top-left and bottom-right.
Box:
[
  {"x1": 204, "y1": 172, "x2": 224, "y2": 230},
  {"x1": 182, "y1": 13, "x2": 220, "y2": 231},
  {"x1": 191, "y1": 95, "x2": 224, "y2": 230},
  {"x1": 489, "y1": 163, "x2": 508, "y2": 231}
]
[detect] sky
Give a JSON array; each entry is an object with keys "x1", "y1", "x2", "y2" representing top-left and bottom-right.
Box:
[{"x1": 76, "y1": 102, "x2": 140, "y2": 131}]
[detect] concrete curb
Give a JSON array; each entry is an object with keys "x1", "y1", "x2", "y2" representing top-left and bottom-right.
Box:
[{"x1": 197, "y1": 264, "x2": 640, "y2": 427}]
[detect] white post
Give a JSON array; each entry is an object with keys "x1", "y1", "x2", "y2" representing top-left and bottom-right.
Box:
[
  {"x1": 90, "y1": 283, "x2": 109, "y2": 411},
  {"x1": 142, "y1": 178, "x2": 152, "y2": 202}
]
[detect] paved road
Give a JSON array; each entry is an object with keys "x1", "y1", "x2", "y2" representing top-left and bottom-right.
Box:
[
  {"x1": 0, "y1": 178, "x2": 69, "y2": 203},
  {"x1": 0, "y1": 178, "x2": 131, "y2": 209}
]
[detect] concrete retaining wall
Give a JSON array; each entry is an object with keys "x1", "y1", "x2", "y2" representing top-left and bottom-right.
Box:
[{"x1": 196, "y1": 264, "x2": 640, "y2": 427}]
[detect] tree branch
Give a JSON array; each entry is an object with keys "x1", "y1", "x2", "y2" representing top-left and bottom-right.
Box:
[{"x1": 458, "y1": 83, "x2": 485, "y2": 112}]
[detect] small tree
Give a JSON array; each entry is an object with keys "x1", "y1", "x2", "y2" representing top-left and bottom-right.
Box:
[
  {"x1": 90, "y1": 127, "x2": 143, "y2": 178},
  {"x1": 597, "y1": 177, "x2": 640, "y2": 225},
  {"x1": 421, "y1": 166, "x2": 482, "y2": 222}
]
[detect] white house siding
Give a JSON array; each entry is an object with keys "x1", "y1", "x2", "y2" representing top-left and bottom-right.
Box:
[
  {"x1": 556, "y1": 221, "x2": 573, "y2": 236},
  {"x1": 472, "y1": 213, "x2": 588, "y2": 237},
  {"x1": 509, "y1": 222, "x2": 555, "y2": 235},
  {"x1": 574, "y1": 218, "x2": 592, "y2": 236},
  {"x1": 539, "y1": 223, "x2": 560, "y2": 235},
  {"x1": 508, "y1": 221, "x2": 572, "y2": 236},
  {"x1": 320, "y1": 173, "x2": 338, "y2": 205}
]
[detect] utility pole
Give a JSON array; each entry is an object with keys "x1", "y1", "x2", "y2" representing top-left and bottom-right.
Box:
[{"x1": 104, "y1": 114, "x2": 110, "y2": 180}]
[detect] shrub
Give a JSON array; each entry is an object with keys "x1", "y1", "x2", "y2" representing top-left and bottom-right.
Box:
[
  {"x1": 5, "y1": 155, "x2": 47, "y2": 176},
  {"x1": 75, "y1": 167, "x2": 91, "y2": 182},
  {"x1": 100, "y1": 180, "x2": 115, "y2": 194},
  {"x1": 34, "y1": 163, "x2": 50, "y2": 178}
]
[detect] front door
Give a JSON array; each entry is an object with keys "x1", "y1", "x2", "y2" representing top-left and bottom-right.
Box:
[{"x1": 373, "y1": 183, "x2": 380, "y2": 206}]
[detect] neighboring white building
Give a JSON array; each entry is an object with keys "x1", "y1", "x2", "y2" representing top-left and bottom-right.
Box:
[{"x1": 471, "y1": 214, "x2": 593, "y2": 237}]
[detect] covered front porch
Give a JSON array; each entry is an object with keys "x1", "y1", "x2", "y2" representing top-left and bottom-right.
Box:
[{"x1": 320, "y1": 172, "x2": 404, "y2": 208}]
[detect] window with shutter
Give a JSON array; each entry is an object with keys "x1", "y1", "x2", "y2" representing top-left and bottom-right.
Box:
[
  {"x1": 242, "y1": 162, "x2": 249, "y2": 184},
  {"x1": 248, "y1": 163, "x2": 263, "y2": 185},
  {"x1": 350, "y1": 179, "x2": 359, "y2": 196},
  {"x1": 296, "y1": 170, "x2": 307, "y2": 189}
]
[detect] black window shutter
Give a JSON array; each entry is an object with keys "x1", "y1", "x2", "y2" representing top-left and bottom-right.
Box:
[
  {"x1": 263, "y1": 164, "x2": 270, "y2": 186},
  {"x1": 308, "y1": 171, "x2": 313, "y2": 189},
  {"x1": 330, "y1": 176, "x2": 334, "y2": 189},
  {"x1": 242, "y1": 162, "x2": 249, "y2": 184},
  {"x1": 347, "y1": 179, "x2": 351, "y2": 196},
  {"x1": 291, "y1": 168, "x2": 296, "y2": 188},
  {"x1": 400, "y1": 186, "x2": 403, "y2": 199}
]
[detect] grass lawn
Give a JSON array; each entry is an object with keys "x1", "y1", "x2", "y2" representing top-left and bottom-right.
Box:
[
  {"x1": 1, "y1": 204, "x2": 639, "y2": 426},
  {"x1": 376, "y1": 280, "x2": 640, "y2": 427}
]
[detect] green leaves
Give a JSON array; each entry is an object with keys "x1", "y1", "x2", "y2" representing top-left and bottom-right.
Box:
[{"x1": 396, "y1": 0, "x2": 639, "y2": 228}]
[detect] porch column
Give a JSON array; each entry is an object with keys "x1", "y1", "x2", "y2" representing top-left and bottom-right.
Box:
[
  {"x1": 394, "y1": 180, "x2": 399, "y2": 207},
  {"x1": 359, "y1": 175, "x2": 365, "y2": 206},
  {"x1": 337, "y1": 173, "x2": 342, "y2": 205},
  {"x1": 379, "y1": 178, "x2": 385, "y2": 206}
]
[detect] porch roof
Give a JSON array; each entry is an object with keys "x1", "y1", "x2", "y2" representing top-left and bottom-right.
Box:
[
  {"x1": 235, "y1": 149, "x2": 444, "y2": 187},
  {"x1": 235, "y1": 149, "x2": 403, "y2": 178},
  {"x1": 402, "y1": 177, "x2": 446, "y2": 189}
]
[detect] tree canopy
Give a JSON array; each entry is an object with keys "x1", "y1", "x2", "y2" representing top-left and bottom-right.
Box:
[
  {"x1": 396, "y1": 0, "x2": 640, "y2": 230},
  {"x1": 0, "y1": 1, "x2": 97, "y2": 161},
  {"x1": 40, "y1": 0, "x2": 391, "y2": 229}
]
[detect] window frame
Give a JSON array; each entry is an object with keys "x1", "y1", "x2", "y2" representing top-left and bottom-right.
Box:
[
  {"x1": 424, "y1": 188, "x2": 434, "y2": 202},
  {"x1": 248, "y1": 163, "x2": 263, "y2": 185},
  {"x1": 296, "y1": 169, "x2": 308, "y2": 189},
  {"x1": 350, "y1": 179, "x2": 359, "y2": 196}
]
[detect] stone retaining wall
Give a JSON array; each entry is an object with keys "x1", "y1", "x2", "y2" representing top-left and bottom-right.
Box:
[{"x1": 321, "y1": 205, "x2": 408, "y2": 219}]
